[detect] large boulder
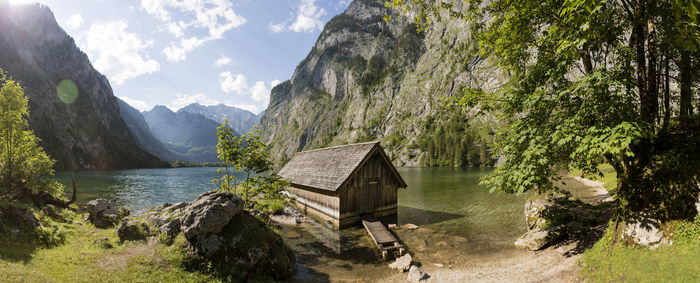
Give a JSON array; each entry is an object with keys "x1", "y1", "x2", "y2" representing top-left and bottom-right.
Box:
[
  {"x1": 524, "y1": 198, "x2": 548, "y2": 230},
  {"x1": 117, "y1": 219, "x2": 150, "y2": 242},
  {"x1": 180, "y1": 191, "x2": 243, "y2": 240},
  {"x1": 87, "y1": 199, "x2": 129, "y2": 227},
  {"x1": 143, "y1": 202, "x2": 188, "y2": 237},
  {"x1": 514, "y1": 227, "x2": 565, "y2": 251},
  {"x1": 7, "y1": 206, "x2": 41, "y2": 229},
  {"x1": 623, "y1": 217, "x2": 667, "y2": 249},
  {"x1": 143, "y1": 191, "x2": 295, "y2": 281}
]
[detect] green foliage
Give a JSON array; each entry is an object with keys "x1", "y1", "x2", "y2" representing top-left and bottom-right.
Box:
[
  {"x1": 35, "y1": 217, "x2": 66, "y2": 248},
  {"x1": 674, "y1": 215, "x2": 700, "y2": 245},
  {"x1": 170, "y1": 161, "x2": 226, "y2": 168},
  {"x1": 213, "y1": 121, "x2": 288, "y2": 210},
  {"x1": 0, "y1": 69, "x2": 64, "y2": 201},
  {"x1": 359, "y1": 55, "x2": 388, "y2": 95},
  {"x1": 384, "y1": 0, "x2": 700, "y2": 218}
]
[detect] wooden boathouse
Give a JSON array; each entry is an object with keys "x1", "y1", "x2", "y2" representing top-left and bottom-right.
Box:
[{"x1": 278, "y1": 141, "x2": 407, "y2": 228}]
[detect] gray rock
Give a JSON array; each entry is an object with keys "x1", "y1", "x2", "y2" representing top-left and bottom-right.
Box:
[
  {"x1": 197, "y1": 234, "x2": 223, "y2": 257},
  {"x1": 524, "y1": 199, "x2": 548, "y2": 229},
  {"x1": 87, "y1": 199, "x2": 129, "y2": 228},
  {"x1": 696, "y1": 195, "x2": 700, "y2": 215},
  {"x1": 117, "y1": 220, "x2": 150, "y2": 242},
  {"x1": 270, "y1": 214, "x2": 299, "y2": 226},
  {"x1": 623, "y1": 219, "x2": 666, "y2": 249},
  {"x1": 284, "y1": 231, "x2": 301, "y2": 239},
  {"x1": 403, "y1": 223, "x2": 419, "y2": 230},
  {"x1": 11, "y1": 229, "x2": 20, "y2": 236},
  {"x1": 514, "y1": 227, "x2": 564, "y2": 251},
  {"x1": 159, "y1": 218, "x2": 181, "y2": 237},
  {"x1": 7, "y1": 206, "x2": 41, "y2": 229},
  {"x1": 180, "y1": 191, "x2": 243, "y2": 240},
  {"x1": 143, "y1": 201, "x2": 188, "y2": 228},
  {"x1": 407, "y1": 265, "x2": 430, "y2": 282},
  {"x1": 388, "y1": 253, "x2": 412, "y2": 272}
]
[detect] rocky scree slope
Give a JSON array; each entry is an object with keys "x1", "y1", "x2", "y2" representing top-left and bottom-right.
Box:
[
  {"x1": 0, "y1": 1, "x2": 164, "y2": 169},
  {"x1": 259, "y1": 0, "x2": 501, "y2": 166}
]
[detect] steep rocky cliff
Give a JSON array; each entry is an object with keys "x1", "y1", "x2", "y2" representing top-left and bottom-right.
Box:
[
  {"x1": 0, "y1": 2, "x2": 164, "y2": 170},
  {"x1": 259, "y1": 0, "x2": 499, "y2": 166}
]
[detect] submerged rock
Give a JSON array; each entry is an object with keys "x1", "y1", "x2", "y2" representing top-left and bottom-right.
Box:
[
  {"x1": 117, "y1": 219, "x2": 150, "y2": 242},
  {"x1": 407, "y1": 265, "x2": 430, "y2": 282},
  {"x1": 389, "y1": 253, "x2": 412, "y2": 272},
  {"x1": 87, "y1": 199, "x2": 129, "y2": 228}
]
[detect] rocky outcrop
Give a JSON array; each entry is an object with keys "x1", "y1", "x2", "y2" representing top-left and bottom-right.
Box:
[
  {"x1": 117, "y1": 219, "x2": 150, "y2": 242},
  {"x1": 87, "y1": 199, "x2": 129, "y2": 228},
  {"x1": 144, "y1": 191, "x2": 295, "y2": 281},
  {"x1": 7, "y1": 206, "x2": 41, "y2": 229},
  {"x1": 514, "y1": 191, "x2": 605, "y2": 251},
  {"x1": 514, "y1": 227, "x2": 565, "y2": 251},
  {"x1": 259, "y1": 0, "x2": 501, "y2": 166},
  {"x1": 0, "y1": 2, "x2": 164, "y2": 170}
]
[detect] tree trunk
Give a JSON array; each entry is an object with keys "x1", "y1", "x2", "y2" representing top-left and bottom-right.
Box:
[
  {"x1": 679, "y1": 51, "x2": 692, "y2": 126},
  {"x1": 647, "y1": 18, "x2": 659, "y2": 127},
  {"x1": 663, "y1": 54, "x2": 670, "y2": 129}
]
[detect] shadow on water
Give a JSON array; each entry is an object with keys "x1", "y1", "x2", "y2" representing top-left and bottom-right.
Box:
[{"x1": 398, "y1": 205, "x2": 465, "y2": 226}]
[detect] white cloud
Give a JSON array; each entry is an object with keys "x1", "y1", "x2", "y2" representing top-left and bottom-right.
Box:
[
  {"x1": 81, "y1": 21, "x2": 160, "y2": 85},
  {"x1": 218, "y1": 72, "x2": 278, "y2": 111},
  {"x1": 270, "y1": 0, "x2": 325, "y2": 33},
  {"x1": 118, "y1": 96, "x2": 152, "y2": 112},
  {"x1": 214, "y1": 54, "x2": 232, "y2": 67},
  {"x1": 140, "y1": 0, "x2": 246, "y2": 62},
  {"x1": 269, "y1": 22, "x2": 286, "y2": 33},
  {"x1": 289, "y1": 0, "x2": 325, "y2": 33},
  {"x1": 232, "y1": 103, "x2": 260, "y2": 114},
  {"x1": 270, "y1": 79, "x2": 281, "y2": 89},
  {"x1": 219, "y1": 71, "x2": 249, "y2": 95},
  {"x1": 65, "y1": 14, "x2": 84, "y2": 29}
]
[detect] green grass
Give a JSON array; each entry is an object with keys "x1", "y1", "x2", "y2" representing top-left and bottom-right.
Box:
[
  {"x1": 0, "y1": 209, "x2": 219, "y2": 282},
  {"x1": 580, "y1": 218, "x2": 700, "y2": 282},
  {"x1": 576, "y1": 164, "x2": 700, "y2": 282}
]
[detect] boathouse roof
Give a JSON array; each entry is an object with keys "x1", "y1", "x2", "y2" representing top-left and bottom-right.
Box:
[{"x1": 277, "y1": 141, "x2": 407, "y2": 192}]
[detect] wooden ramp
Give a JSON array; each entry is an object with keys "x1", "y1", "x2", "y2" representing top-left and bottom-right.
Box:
[{"x1": 362, "y1": 216, "x2": 404, "y2": 260}]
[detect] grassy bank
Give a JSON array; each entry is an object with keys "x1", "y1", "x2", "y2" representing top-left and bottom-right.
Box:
[
  {"x1": 577, "y1": 165, "x2": 700, "y2": 281},
  {"x1": 0, "y1": 206, "x2": 219, "y2": 282}
]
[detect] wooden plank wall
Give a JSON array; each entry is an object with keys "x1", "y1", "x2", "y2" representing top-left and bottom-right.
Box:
[
  {"x1": 339, "y1": 153, "x2": 399, "y2": 219},
  {"x1": 286, "y1": 186, "x2": 340, "y2": 218}
]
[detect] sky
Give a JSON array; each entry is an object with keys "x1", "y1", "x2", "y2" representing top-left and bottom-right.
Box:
[{"x1": 7, "y1": 0, "x2": 353, "y2": 114}]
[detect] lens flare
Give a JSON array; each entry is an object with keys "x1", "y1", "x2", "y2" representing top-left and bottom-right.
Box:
[{"x1": 56, "y1": 80, "x2": 78, "y2": 104}]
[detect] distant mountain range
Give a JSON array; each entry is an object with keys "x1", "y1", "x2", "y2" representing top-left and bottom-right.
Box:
[{"x1": 179, "y1": 103, "x2": 261, "y2": 134}]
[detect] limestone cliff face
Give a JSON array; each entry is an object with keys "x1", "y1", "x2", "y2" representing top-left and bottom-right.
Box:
[
  {"x1": 259, "y1": 0, "x2": 500, "y2": 166},
  {"x1": 0, "y1": 2, "x2": 164, "y2": 169}
]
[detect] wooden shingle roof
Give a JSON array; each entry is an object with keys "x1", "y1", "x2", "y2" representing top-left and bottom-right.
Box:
[{"x1": 277, "y1": 141, "x2": 407, "y2": 192}]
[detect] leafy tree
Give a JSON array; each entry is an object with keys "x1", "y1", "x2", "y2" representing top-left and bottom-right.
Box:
[
  {"x1": 385, "y1": 0, "x2": 700, "y2": 219},
  {"x1": 0, "y1": 69, "x2": 63, "y2": 201},
  {"x1": 213, "y1": 120, "x2": 288, "y2": 213}
]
